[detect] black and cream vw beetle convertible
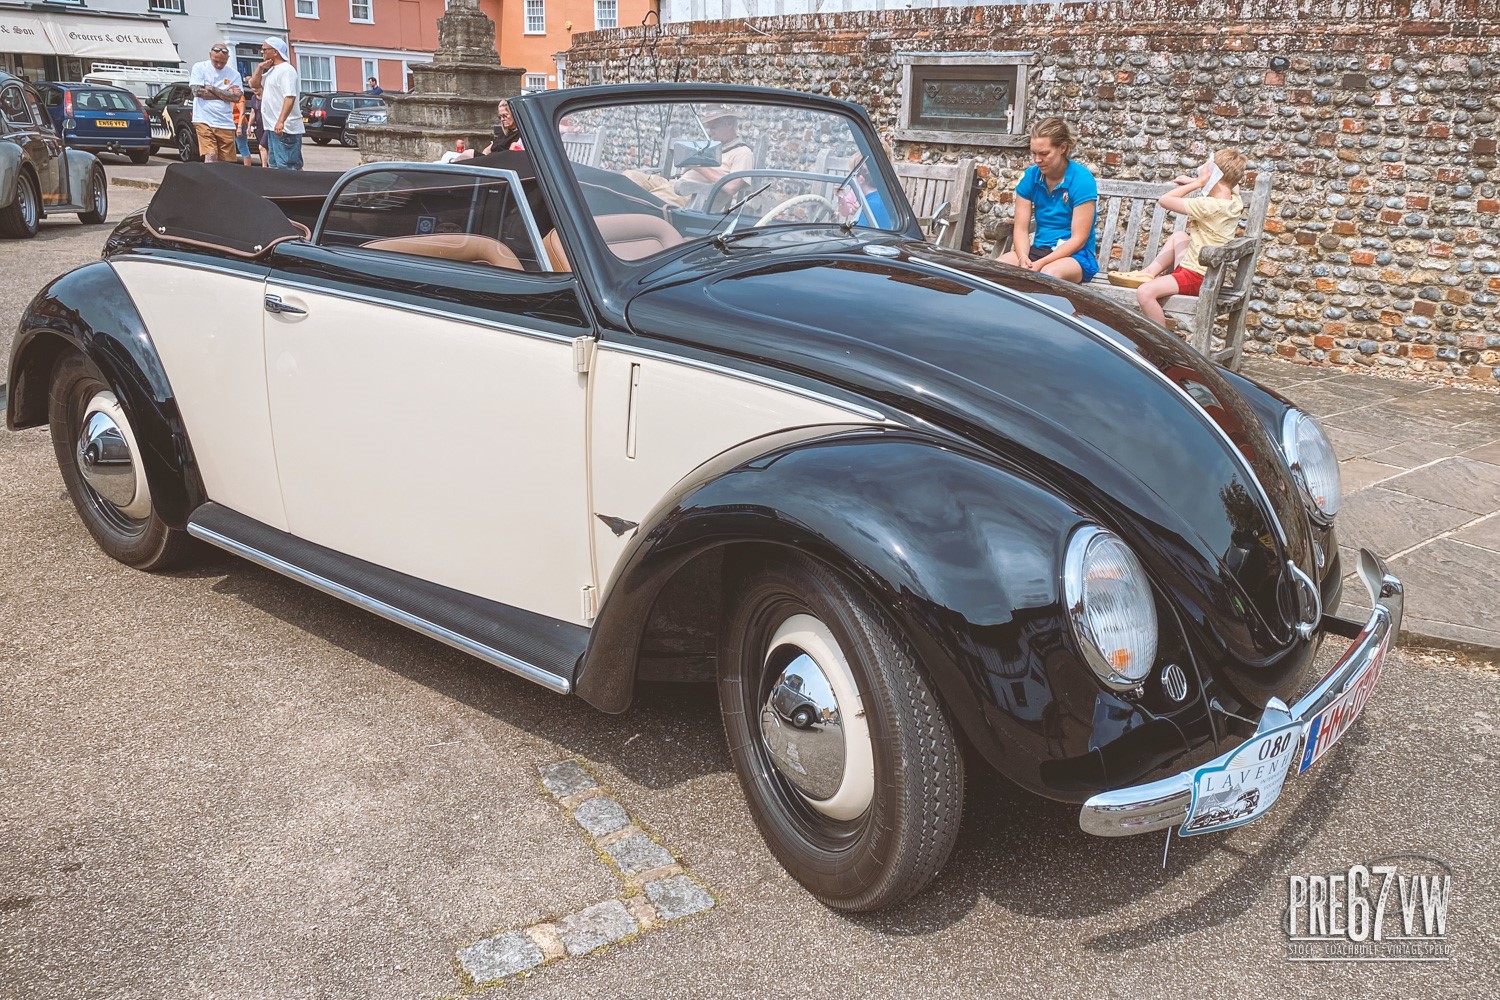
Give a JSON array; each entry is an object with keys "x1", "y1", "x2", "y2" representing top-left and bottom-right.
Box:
[{"x1": 7, "y1": 84, "x2": 1402, "y2": 911}]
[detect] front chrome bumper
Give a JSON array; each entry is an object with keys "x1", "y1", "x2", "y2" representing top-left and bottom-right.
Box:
[{"x1": 1079, "y1": 548, "x2": 1403, "y2": 837}]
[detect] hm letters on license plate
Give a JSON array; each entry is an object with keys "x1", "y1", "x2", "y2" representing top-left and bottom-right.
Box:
[{"x1": 1297, "y1": 642, "x2": 1387, "y2": 773}]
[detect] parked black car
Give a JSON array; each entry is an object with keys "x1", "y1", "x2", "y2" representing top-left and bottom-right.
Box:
[
  {"x1": 0, "y1": 70, "x2": 109, "y2": 238},
  {"x1": 6, "y1": 83, "x2": 1403, "y2": 911},
  {"x1": 34, "y1": 83, "x2": 152, "y2": 164},
  {"x1": 143, "y1": 81, "x2": 197, "y2": 161},
  {"x1": 300, "y1": 91, "x2": 389, "y2": 146}
]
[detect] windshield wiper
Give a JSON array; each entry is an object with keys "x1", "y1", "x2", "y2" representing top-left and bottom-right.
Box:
[{"x1": 709, "y1": 181, "x2": 775, "y2": 247}]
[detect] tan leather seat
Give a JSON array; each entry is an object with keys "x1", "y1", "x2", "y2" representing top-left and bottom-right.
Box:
[
  {"x1": 597, "y1": 214, "x2": 683, "y2": 261},
  {"x1": 362, "y1": 233, "x2": 522, "y2": 270},
  {"x1": 542, "y1": 230, "x2": 571, "y2": 272}
]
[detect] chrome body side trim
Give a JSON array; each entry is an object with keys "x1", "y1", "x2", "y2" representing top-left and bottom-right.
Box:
[
  {"x1": 1079, "y1": 548, "x2": 1403, "y2": 836},
  {"x1": 186, "y1": 521, "x2": 573, "y2": 695},
  {"x1": 601, "y1": 341, "x2": 889, "y2": 422}
]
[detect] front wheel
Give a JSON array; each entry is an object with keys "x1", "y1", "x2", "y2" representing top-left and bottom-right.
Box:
[
  {"x1": 48, "y1": 353, "x2": 191, "y2": 570},
  {"x1": 718, "y1": 554, "x2": 964, "y2": 911},
  {"x1": 175, "y1": 124, "x2": 199, "y2": 162},
  {"x1": 78, "y1": 166, "x2": 108, "y2": 225},
  {"x1": 339, "y1": 128, "x2": 356, "y2": 148}
]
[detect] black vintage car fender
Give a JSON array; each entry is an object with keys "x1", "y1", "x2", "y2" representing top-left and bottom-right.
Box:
[
  {"x1": 578, "y1": 425, "x2": 1106, "y2": 790},
  {"x1": 7, "y1": 261, "x2": 206, "y2": 526}
]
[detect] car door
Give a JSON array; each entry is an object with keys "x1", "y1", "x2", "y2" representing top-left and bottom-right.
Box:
[
  {"x1": 261, "y1": 164, "x2": 598, "y2": 626},
  {"x1": 1, "y1": 83, "x2": 63, "y2": 205}
]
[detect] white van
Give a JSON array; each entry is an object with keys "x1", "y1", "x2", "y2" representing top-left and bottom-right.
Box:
[{"x1": 80, "y1": 63, "x2": 185, "y2": 101}]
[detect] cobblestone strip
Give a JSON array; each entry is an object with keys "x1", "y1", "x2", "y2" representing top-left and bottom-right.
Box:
[{"x1": 454, "y1": 759, "x2": 715, "y2": 990}]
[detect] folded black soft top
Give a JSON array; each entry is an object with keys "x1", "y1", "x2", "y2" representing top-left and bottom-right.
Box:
[{"x1": 143, "y1": 163, "x2": 343, "y2": 257}]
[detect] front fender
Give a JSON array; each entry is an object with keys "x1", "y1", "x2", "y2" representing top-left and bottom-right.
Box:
[
  {"x1": 576, "y1": 425, "x2": 1101, "y2": 795},
  {"x1": 7, "y1": 261, "x2": 205, "y2": 527}
]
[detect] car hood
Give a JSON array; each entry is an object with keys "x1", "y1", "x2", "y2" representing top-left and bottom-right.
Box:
[{"x1": 623, "y1": 233, "x2": 1318, "y2": 701}]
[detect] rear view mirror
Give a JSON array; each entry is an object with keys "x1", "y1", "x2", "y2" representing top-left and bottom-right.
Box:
[{"x1": 673, "y1": 139, "x2": 722, "y2": 170}]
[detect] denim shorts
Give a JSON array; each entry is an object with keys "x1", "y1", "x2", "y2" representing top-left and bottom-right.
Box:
[{"x1": 268, "y1": 132, "x2": 304, "y2": 171}]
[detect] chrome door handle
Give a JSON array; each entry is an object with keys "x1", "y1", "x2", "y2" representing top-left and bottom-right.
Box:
[{"x1": 264, "y1": 294, "x2": 307, "y2": 316}]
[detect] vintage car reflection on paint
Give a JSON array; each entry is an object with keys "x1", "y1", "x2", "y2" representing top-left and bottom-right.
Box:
[
  {"x1": 0, "y1": 70, "x2": 110, "y2": 239},
  {"x1": 7, "y1": 83, "x2": 1403, "y2": 912}
]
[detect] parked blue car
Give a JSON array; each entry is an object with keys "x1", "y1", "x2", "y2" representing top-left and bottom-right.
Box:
[{"x1": 35, "y1": 83, "x2": 151, "y2": 164}]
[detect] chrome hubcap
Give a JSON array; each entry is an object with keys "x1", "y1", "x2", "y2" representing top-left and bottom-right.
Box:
[
  {"x1": 76, "y1": 391, "x2": 151, "y2": 518},
  {"x1": 759, "y1": 614, "x2": 874, "y2": 820},
  {"x1": 20, "y1": 179, "x2": 36, "y2": 227}
]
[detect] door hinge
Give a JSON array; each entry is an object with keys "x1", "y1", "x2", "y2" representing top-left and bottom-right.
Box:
[
  {"x1": 580, "y1": 584, "x2": 597, "y2": 623},
  {"x1": 572, "y1": 336, "x2": 595, "y2": 374}
]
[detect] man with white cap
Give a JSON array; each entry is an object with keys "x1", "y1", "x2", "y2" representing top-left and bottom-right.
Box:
[
  {"x1": 249, "y1": 37, "x2": 303, "y2": 170},
  {"x1": 188, "y1": 43, "x2": 242, "y2": 163}
]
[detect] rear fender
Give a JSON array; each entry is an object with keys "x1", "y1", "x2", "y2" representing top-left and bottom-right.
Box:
[
  {"x1": 575, "y1": 426, "x2": 1090, "y2": 790},
  {"x1": 7, "y1": 261, "x2": 205, "y2": 527},
  {"x1": 0, "y1": 142, "x2": 21, "y2": 209},
  {"x1": 62, "y1": 148, "x2": 99, "y2": 203}
]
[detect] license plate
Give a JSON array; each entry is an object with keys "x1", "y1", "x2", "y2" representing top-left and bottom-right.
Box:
[
  {"x1": 1297, "y1": 639, "x2": 1387, "y2": 773},
  {"x1": 95, "y1": 119, "x2": 129, "y2": 128},
  {"x1": 1180, "y1": 722, "x2": 1301, "y2": 836}
]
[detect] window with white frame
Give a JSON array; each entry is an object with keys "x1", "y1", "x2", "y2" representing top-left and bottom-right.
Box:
[
  {"x1": 595, "y1": 0, "x2": 617, "y2": 29},
  {"x1": 362, "y1": 59, "x2": 378, "y2": 86},
  {"x1": 351, "y1": 0, "x2": 372, "y2": 22},
  {"x1": 524, "y1": 0, "x2": 544, "y2": 34},
  {"x1": 300, "y1": 55, "x2": 334, "y2": 94},
  {"x1": 522, "y1": 73, "x2": 547, "y2": 94},
  {"x1": 295, "y1": 0, "x2": 318, "y2": 17},
  {"x1": 148, "y1": 0, "x2": 186, "y2": 13},
  {"x1": 231, "y1": 0, "x2": 264, "y2": 19}
]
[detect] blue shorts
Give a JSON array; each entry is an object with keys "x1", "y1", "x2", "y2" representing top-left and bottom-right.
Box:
[
  {"x1": 1029, "y1": 242, "x2": 1100, "y2": 282},
  {"x1": 268, "y1": 132, "x2": 304, "y2": 171},
  {"x1": 234, "y1": 134, "x2": 250, "y2": 159}
]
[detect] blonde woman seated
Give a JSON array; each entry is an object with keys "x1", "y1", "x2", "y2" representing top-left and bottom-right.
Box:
[{"x1": 996, "y1": 117, "x2": 1100, "y2": 283}]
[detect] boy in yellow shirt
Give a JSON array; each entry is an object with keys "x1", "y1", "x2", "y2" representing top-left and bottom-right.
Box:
[{"x1": 1113, "y1": 149, "x2": 1247, "y2": 326}]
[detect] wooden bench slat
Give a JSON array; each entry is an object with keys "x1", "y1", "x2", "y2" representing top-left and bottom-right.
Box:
[{"x1": 1098, "y1": 197, "x2": 1123, "y2": 271}]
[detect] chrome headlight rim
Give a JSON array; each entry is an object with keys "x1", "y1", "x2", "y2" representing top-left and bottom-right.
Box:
[
  {"x1": 1062, "y1": 524, "x2": 1159, "y2": 694},
  {"x1": 1281, "y1": 409, "x2": 1341, "y2": 525}
]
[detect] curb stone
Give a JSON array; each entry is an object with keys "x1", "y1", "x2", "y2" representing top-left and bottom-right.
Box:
[{"x1": 453, "y1": 758, "x2": 715, "y2": 990}]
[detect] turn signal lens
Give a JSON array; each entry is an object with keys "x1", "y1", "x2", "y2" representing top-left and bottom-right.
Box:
[{"x1": 1064, "y1": 526, "x2": 1159, "y2": 692}]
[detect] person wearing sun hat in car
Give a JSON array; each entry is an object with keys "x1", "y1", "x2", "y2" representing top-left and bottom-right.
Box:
[{"x1": 623, "y1": 104, "x2": 756, "y2": 208}]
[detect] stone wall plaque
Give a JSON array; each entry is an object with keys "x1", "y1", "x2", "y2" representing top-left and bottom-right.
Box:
[{"x1": 895, "y1": 51, "x2": 1035, "y2": 149}]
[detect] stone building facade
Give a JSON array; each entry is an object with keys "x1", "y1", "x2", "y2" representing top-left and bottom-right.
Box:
[{"x1": 565, "y1": 0, "x2": 1500, "y2": 383}]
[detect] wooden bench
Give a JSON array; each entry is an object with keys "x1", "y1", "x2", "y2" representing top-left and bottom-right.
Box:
[
  {"x1": 993, "y1": 171, "x2": 1274, "y2": 370},
  {"x1": 561, "y1": 130, "x2": 605, "y2": 168},
  {"x1": 814, "y1": 153, "x2": 980, "y2": 252},
  {"x1": 894, "y1": 159, "x2": 979, "y2": 252}
]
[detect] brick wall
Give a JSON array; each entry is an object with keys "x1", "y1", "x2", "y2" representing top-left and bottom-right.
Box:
[{"x1": 566, "y1": 0, "x2": 1500, "y2": 382}]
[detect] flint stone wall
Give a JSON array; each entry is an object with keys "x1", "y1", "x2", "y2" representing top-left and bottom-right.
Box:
[{"x1": 566, "y1": 0, "x2": 1500, "y2": 383}]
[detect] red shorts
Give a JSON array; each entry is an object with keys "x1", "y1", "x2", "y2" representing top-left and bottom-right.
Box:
[{"x1": 1172, "y1": 266, "x2": 1205, "y2": 295}]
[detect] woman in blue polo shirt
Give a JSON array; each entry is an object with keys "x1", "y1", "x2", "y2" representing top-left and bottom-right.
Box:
[{"x1": 998, "y1": 118, "x2": 1100, "y2": 284}]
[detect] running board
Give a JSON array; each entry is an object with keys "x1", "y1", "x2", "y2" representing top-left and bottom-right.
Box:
[{"x1": 187, "y1": 503, "x2": 584, "y2": 694}]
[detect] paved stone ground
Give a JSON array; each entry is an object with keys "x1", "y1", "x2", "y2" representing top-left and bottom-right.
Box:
[{"x1": 1244, "y1": 358, "x2": 1500, "y2": 651}]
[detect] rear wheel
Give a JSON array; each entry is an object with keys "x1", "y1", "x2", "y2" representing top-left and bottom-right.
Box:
[
  {"x1": 312, "y1": 136, "x2": 331, "y2": 146},
  {"x1": 718, "y1": 554, "x2": 964, "y2": 911},
  {"x1": 175, "y1": 124, "x2": 199, "y2": 162},
  {"x1": 48, "y1": 353, "x2": 190, "y2": 570},
  {"x1": 128, "y1": 149, "x2": 150, "y2": 165},
  {"x1": 78, "y1": 167, "x2": 108, "y2": 225},
  {"x1": 0, "y1": 168, "x2": 41, "y2": 239}
]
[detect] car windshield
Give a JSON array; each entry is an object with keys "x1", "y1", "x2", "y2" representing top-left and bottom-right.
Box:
[{"x1": 552, "y1": 97, "x2": 901, "y2": 262}]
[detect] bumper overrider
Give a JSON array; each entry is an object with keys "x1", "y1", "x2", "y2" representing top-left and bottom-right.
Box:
[{"x1": 1080, "y1": 548, "x2": 1403, "y2": 837}]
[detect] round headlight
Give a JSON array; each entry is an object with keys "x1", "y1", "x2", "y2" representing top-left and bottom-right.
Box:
[
  {"x1": 1282, "y1": 410, "x2": 1342, "y2": 519},
  {"x1": 1063, "y1": 526, "x2": 1159, "y2": 692}
]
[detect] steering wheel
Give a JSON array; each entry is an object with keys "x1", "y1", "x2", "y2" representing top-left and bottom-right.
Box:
[{"x1": 755, "y1": 194, "x2": 839, "y2": 227}]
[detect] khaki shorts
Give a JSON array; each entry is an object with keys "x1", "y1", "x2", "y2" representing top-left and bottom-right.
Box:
[{"x1": 193, "y1": 123, "x2": 238, "y2": 162}]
